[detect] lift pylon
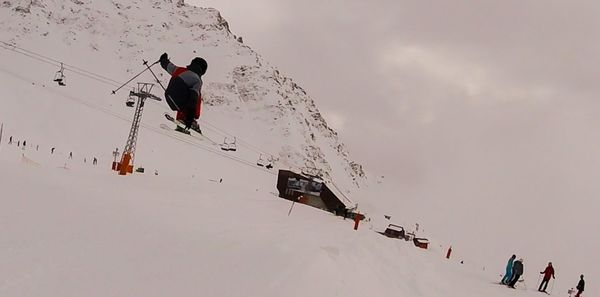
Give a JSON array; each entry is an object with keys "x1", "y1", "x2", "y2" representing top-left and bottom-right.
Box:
[{"x1": 116, "y1": 82, "x2": 161, "y2": 175}]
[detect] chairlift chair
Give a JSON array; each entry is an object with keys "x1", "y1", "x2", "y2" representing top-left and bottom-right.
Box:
[
  {"x1": 227, "y1": 137, "x2": 237, "y2": 152},
  {"x1": 126, "y1": 89, "x2": 136, "y2": 107},
  {"x1": 220, "y1": 137, "x2": 230, "y2": 151},
  {"x1": 265, "y1": 155, "x2": 274, "y2": 169},
  {"x1": 53, "y1": 63, "x2": 66, "y2": 86},
  {"x1": 257, "y1": 154, "x2": 266, "y2": 167}
]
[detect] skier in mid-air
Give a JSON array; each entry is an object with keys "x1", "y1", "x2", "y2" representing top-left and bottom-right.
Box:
[
  {"x1": 501, "y1": 254, "x2": 516, "y2": 285},
  {"x1": 159, "y1": 52, "x2": 207, "y2": 134},
  {"x1": 538, "y1": 262, "x2": 555, "y2": 293}
]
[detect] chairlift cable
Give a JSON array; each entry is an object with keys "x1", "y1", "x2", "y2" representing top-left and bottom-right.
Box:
[
  {"x1": 0, "y1": 41, "x2": 284, "y2": 171},
  {"x1": 0, "y1": 43, "x2": 122, "y2": 88},
  {"x1": 0, "y1": 40, "x2": 125, "y2": 86},
  {"x1": 2, "y1": 41, "x2": 277, "y2": 159},
  {"x1": 0, "y1": 63, "x2": 276, "y2": 175},
  {"x1": 0, "y1": 43, "x2": 249, "y2": 150}
]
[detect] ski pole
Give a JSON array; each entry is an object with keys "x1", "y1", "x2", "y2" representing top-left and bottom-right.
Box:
[
  {"x1": 143, "y1": 59, "x2": 183, "y2": 112},
  {"x1": 143, "y1": 59, "x2": 166, "y2": 92},
  {"x1": 287, "y1": 201, "x2": 295, "y2": 216},
  {"x1": 550, "y1": 278, "x2": 555, "y2": 294},
  {"x1": 111, "y1": 61, "x2": 158, "y2": 94}
]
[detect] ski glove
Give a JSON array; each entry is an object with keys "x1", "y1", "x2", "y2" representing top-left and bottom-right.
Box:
[
  {"x1": 160, "y1": 53, "x2": 168, "y2": 62},
  {"x1": 159, "y1": 53, "x2": 170, "y2": 69}
]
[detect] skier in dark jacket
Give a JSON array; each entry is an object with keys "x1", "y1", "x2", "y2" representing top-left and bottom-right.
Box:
[
  {"x1": 508, "y1": 258, "x2": 524, "y2": 288},
  {"x1": 538, "y1": 262, "x2": 555, "y2": 292},
  {"x1": 575, "y1": 275, "x2": 585, "y2": 297},
  {"x1": 501, "y1": 255, "x2": 516, "y2": 284},
  {"x1": 159, "y1": 53, "x2": 207, "y2": 133}
]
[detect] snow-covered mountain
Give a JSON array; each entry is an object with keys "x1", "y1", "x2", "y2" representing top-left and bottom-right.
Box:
[{"x1": 0, "y1": 0, "x2": 365, "y2": 192}]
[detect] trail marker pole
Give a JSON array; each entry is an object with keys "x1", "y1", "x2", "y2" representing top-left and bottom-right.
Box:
[{"x1": 354, "y1": 213, "x2": 361, "y2": 230}]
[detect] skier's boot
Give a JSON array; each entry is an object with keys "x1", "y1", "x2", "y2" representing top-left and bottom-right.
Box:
[
  {"x1": 190, "y1": 120, "x2": 202, "y2": 135},
  {"x1": 175, "y1": 125, "x2": 191, "y2": 135}
]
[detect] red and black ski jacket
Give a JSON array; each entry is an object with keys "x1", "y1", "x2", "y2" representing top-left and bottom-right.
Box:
[
  {"x1": 161, "y1": 61, "x2": 202, "y2": 119},
  {"x1": 541, "y1": 266, "x2": 555, "y2": 280}
]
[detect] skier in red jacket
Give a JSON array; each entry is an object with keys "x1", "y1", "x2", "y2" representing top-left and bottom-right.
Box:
[
  {"x1": 159, "y1": 53, "x2": 207, "y2": 134},
  {"x1": 538, "y1": 262, "x2": 555, "y2": 293}
]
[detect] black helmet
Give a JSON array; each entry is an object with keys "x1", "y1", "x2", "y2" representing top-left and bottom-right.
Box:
[{"x1": 188, "y1": 57, "x2": 208, "y2": 76}]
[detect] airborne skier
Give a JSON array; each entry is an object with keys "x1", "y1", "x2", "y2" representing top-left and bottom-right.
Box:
[{"x1": 159, "y1": 53, "x2": 207, "y2": 134}]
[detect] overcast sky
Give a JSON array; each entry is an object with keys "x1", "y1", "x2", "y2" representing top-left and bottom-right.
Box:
[
  {"x1": 188, "y1": 0, "x2": 600, "y2": 270},
  {"x1": 191, "y1": 0, "x2": 600, "y2": 179}
]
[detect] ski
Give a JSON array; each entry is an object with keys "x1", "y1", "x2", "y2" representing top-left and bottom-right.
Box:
[
  {"x1": 164, "y1": 114, "x2": 202, "y2": 134},
  {"x1": 162, "y1": 113, "x2": 218, "y2": 145}
]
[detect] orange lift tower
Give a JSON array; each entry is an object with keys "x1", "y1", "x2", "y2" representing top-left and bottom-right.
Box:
[{"x1": 116, "y1": 82, "x2": 161, "y2": 175}]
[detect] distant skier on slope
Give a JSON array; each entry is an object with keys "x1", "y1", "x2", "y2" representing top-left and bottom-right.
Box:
[
  {"x1": 508, "y1": 258, "x2": 524, "y2": 288},
  {"x1": 575, "y1": 274, "x2": 585, "y2": 297},
  {"x1": 501, "y1": 254, "x2": 516, "y2": 285},
  {"x1": 538, "y1": 262, "x2": 555, "y2": 292},
  {"x1": 159, "y1": 52, "x2": 207, "y2": 134}
]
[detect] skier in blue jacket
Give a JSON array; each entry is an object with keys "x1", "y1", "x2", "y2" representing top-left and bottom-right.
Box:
[{"x1": 501, "y1": 254, "x2": 517, "y2": 284}]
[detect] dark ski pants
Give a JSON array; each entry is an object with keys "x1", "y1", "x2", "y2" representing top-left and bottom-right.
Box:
[
  {"x1": 575, "y1": 289, "x2": 583, "y2": 297},
  {"x1": 508, "y1": 273, "x2": 521, "y2": 288},
  {"x1": 538, "y1": 278, "x2": 550, "y2": 292}
]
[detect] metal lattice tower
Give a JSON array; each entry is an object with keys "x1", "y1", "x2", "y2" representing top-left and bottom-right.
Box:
[{"x1": 118, "y1": 82, "x2": 161, "y2": 175}]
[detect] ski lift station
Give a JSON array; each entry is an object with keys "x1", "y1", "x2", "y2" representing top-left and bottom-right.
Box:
[{"x1": 276, "y1": 169, "x2": 361, "y2": 219}]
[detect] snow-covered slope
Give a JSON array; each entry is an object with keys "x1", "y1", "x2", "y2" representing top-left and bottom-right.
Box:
[{"x1": 0, "y1": 145, "x2": 545, "y2": 297}]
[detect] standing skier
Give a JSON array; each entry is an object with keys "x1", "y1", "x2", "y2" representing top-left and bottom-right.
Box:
[
  {"x1": 501, "y1": 254, "x2": 516, "y2": 284},
  {"x1": 159, "y1": 52, "x2": 207, "y2": 134},
  {"x1": 508, "y1": 258, "x2": 524, "y2": 288},
  {"x1": 575, "y1": 274, "x2": 585, "y2": 297},
  {"x1": 538, "y1": 262, "x2": 555, "y2": 292}
]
